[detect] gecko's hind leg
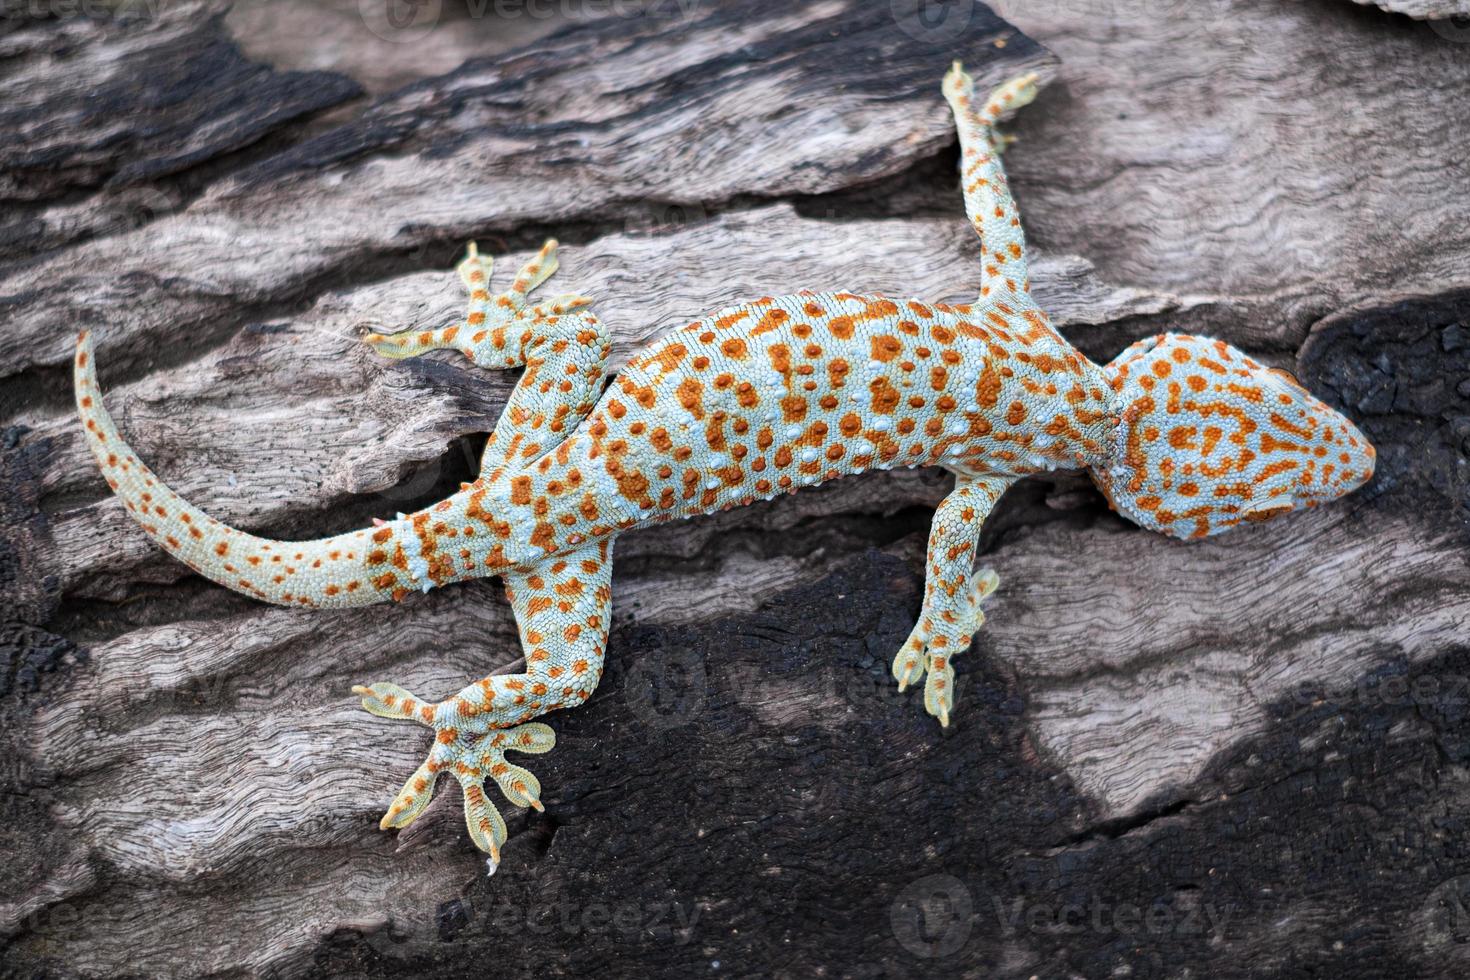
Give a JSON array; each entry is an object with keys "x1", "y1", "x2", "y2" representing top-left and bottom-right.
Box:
[
  {"x1": 944, "y1": 61, "x2": 1041, "y2": 301},
  {"x1": 354, "y1": 539, "x2": 614, "y2": 871}
]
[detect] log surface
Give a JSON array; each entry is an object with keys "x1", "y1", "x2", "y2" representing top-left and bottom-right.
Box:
[
  {"x1": 1348, "y1": 0, "x2": 1470, "y2": 19},
  {"x1": 3, "y1": 1, "x2": 1470, "y2": 977}
]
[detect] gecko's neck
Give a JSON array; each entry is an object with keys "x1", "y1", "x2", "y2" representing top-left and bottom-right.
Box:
[{"x1": 949, "y1": 299, "x2": 1117, "y2": 476}]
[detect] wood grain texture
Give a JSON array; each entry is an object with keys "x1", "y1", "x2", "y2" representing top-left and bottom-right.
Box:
[
  {"x1": 1347, "y1": 0, "x2": 1470, "y2": 19},
  {"x1": 3, "y1": 0, "x2": 1470, "y2": 977}
]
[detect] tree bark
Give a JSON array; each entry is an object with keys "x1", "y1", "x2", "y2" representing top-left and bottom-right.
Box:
[{"x1": 3, "y1": 1, "x2": 1469, "y2": 977}]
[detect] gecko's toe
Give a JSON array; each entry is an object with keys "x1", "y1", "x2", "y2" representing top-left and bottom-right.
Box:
[
  {"x1": 361, "y1": 329, "x2": 414, "y2": 358},
  {"x1": 455, "y1": 722, "x2": 556, "y2": 865},
  {"x1": 380, "y1": 760, "x2": 441, "y2": 830},
  {"x1": 354, "y1": 681, "x2": 434, "y2": 724},
  {"x1": 891, "y1": 636, "x2": 928, "y2": 691},
  {"x1": 892, "y1": 568, "x2": 1002, "y2": 726},
  {"x1": 358, "y1": 681, "x2": 556, "y2": 866},
  {"x1": 973, "y1": 567, "x2": 1000, "y2": 600},
  {"x1": 924, "y1": 656, "x2": 956, "y2": 727}
]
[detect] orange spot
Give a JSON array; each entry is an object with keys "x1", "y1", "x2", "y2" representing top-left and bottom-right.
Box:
[{"x1": 870, "y1": 335, "x2": 902, "y2": 362}]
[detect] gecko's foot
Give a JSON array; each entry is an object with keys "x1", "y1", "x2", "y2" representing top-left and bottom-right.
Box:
[
  {"x1": 985, "y1": 72, "x2": 1040, "y2": 117},
  {"x1": 944, "y1": 62, "x2": 1040, "y2": 153},
  {"x1": 361, "y1": 239, "x2": 594, "y2": 364},
  {"x1": 353, "y1": 681, "x2": 555, "y2": 872},
  {"x1": 890, "y1": 567, "x2": 1000, "y2": 727}
]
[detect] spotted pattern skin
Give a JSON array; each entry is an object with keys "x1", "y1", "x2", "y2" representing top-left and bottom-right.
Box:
[{"x1": 73, "y1": 63, "x2": 1376, "y2": 870}]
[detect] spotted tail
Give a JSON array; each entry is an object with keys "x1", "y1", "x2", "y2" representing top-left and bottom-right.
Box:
[{"x1": 74, "y1": 331, "x2": 423, "y2": 609}]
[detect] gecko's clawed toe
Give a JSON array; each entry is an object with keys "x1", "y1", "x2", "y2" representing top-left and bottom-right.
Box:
[
  {"x1": 891, "y1": 568, "x2": 1001, "y2": 727},
  {"x1": 356, "y1": 679, "x2": 555, "y2": 866},
  {"x1": 891, "y1": 637, "x2": 928, "y2": 692},
  {"x1": 360, "y1": 329, "x2": 416, "y2": 358},
  {"x1": 924, "y1": 655, "x2": 956, "y2": 728},
  {"x1": 453, "y1": 722, "x2": 556, "y2": 866},
  {"x1": 354, "y1": 682, "x2": 434, "y2": 723},
  {"x1": 381, "y1": 759, "x2": 441, "y2": 829}
]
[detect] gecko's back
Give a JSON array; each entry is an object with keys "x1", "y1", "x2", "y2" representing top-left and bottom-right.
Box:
[{"x1": 487, "y1": 289, "x2": 1114, "y2": 551}]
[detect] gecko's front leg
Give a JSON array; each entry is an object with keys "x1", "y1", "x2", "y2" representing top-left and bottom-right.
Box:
[
  {"x1": 362, "y1": 239, "x2": 608, "y2": 478},
  {"x1": 892, "y1": 473, "x2": 1015, "y2": 726}
]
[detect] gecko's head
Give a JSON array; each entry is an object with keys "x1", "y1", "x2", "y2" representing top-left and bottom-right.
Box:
[{"x1": 1090, "y1": 333, "x2": 1375, "y2": 539}]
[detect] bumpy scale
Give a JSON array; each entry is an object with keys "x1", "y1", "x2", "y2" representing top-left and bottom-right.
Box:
[{"x1": 74, "y1": 63, "x2": 1376, "y2": 871}]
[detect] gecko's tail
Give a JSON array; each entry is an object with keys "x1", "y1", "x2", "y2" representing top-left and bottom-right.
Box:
[{"x1": 74, "y1": 331, "x2": 430, "y2": 609}]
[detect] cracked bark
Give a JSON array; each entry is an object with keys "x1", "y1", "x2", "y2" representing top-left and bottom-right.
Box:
[{"x1": 2, "y1": 0, "x2": 1469, "y2": 977}]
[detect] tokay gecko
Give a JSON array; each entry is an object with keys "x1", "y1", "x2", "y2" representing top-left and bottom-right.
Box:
[{"x1": 74, "y1": 63, "x2": 1376, "y2": 871}]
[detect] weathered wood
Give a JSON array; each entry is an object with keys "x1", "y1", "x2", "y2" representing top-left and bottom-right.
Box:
[
  {"x1": 1349, "y1": 0, "x2": 1470, "y2": 19},
  {"x1": 3, "y1": 0, "x2": 1470, "y2": 977},
  {"x1": 0, "y1": 0, "x2": 362, "y2": 258}
]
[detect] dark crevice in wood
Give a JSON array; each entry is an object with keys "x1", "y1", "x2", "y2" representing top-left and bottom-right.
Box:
[
  {"x1": 47, "y1": 577, "x2": 267, "y2": 649},
  {"x1": 1046, "y1": 794, "x2": 1197, "y2": 850},
  {"x1": 1300, "y1": 287, "x2": 1470, "y2": 527}
]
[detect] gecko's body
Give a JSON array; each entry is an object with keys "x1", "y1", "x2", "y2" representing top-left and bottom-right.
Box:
[{"x1": 74, "y1": 64, "x2": 1376, "y2": 869}]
